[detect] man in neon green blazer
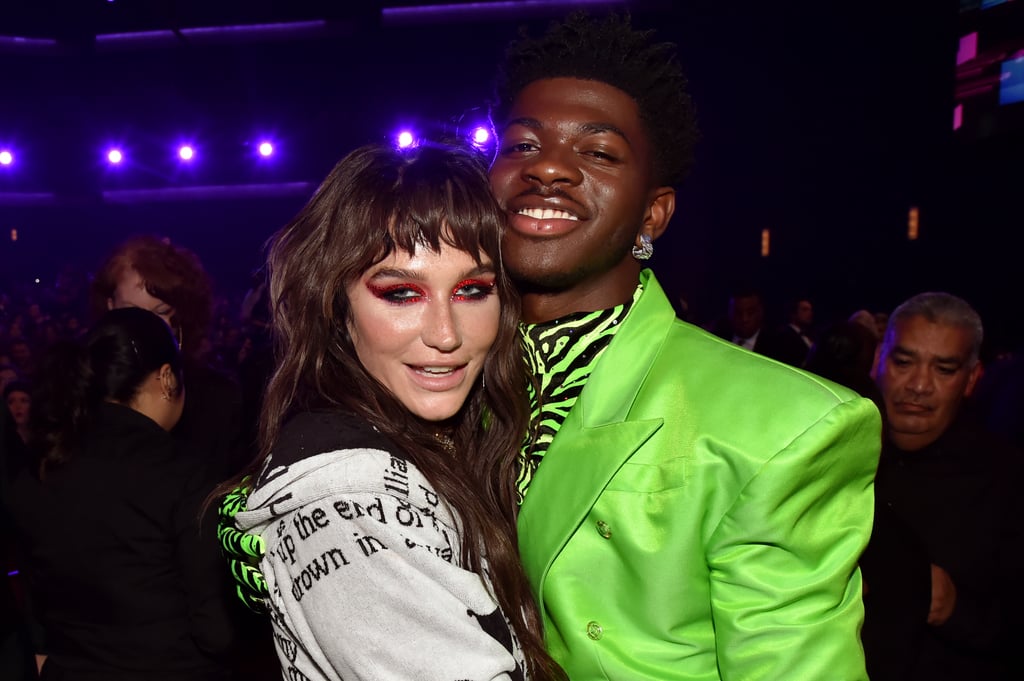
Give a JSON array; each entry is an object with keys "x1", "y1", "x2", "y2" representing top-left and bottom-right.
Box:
[{"x1": 488, "y1": 13, "x2": 881, "y2": 680}]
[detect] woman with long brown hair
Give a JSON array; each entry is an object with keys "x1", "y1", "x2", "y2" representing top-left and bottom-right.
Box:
[{"x1": 223, "y1": 142, "x2": 562, "y2": 680}]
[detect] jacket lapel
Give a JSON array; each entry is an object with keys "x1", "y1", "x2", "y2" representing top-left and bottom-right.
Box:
[
  {"x1": 517, "y1": 270, "x2": 674, "y2": 597},
  {"x1": 517, "y1": 415, "x2": 662, "y2": 592}
]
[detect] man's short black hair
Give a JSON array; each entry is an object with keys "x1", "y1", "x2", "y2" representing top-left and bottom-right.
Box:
[{"x1": 491, "y1": 11, "x2": 698, "y2": 187}]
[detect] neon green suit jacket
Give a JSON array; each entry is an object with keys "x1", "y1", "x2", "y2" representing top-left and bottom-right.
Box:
[{"x1": 517, "y1": 271, "x2": 881, "y2": 680}]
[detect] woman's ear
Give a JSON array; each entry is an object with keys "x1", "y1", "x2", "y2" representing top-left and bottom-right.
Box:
[{"x1": 158, "y1": 363, "x2": 178, "y2": 400}]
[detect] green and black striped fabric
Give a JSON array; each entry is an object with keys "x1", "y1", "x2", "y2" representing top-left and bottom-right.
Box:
[
  {"x1": 515, "y1": 284, "x2": 640, "y2": 502},
  {"x1": 217, "y1": 481, "x2": 268, "y2": 612}
]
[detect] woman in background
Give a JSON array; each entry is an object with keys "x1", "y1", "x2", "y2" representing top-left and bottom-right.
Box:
[
  {"x1": 10, "y1": 307, "x2": 236, "y2": 681},
  {"x1": 90, "y1": 235, "x2": 248, "y2": 479}
]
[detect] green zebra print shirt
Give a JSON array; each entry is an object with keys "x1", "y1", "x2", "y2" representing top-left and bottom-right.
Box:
[{"x1": 515, "y1": 282, "x2": 642, "y2": 502}]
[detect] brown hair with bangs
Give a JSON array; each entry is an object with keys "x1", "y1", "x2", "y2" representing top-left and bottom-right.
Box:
[{"x1": 223, "y1": 142, "x2": 562, "y2": 680}]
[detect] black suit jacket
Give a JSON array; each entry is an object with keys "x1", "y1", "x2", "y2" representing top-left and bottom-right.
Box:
[
  {"x1": 863, "y1": 417, "x2": 1023, "y2": 680},
  {"x1": 175, "y1": 361, "x2": 248, "y2": 478},
  {"x1": 1, "y1": 408, "x2": 36, "y2": 681},
  {"x1": 9, "y1": 403, "x2": 237, "y2": 680},
  {"x1": 707, "y1": 320, "x2": 773, "y2": 356},
  {"x1": 762, "y1": 324, "x2": 812, "y2": 368}
]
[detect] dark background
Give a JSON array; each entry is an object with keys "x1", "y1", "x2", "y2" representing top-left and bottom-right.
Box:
[{"x1": 0, "y1": 0, "x2": 1021, "y2": 348}]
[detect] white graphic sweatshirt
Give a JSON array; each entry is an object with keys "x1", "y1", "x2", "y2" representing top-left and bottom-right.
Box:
[{"x1": 235, "y1": 411, "x2": 527, "y2": 681}]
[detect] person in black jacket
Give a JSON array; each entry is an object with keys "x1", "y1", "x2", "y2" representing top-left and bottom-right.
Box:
[
  {"x1": 0, "y1": 407, "x2": 34, "y2": 680},
  {"x1": 867, "y1": 292, "x2": 1022, "y2": 681},
  {"x1": 762, "y1": 298, "x2": 815, "y2": 368},
  {"x1": 9, "y1": 308, "x2": 237, "y2": 681}
]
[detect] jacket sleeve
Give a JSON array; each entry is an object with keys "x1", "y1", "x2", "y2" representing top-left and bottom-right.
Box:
[
  {"x1": 931, "y1": 442, "x2": 1024, "y2": 655},
  {"x1": 173, "y1": 461, "x2": 239, "y2": 659},
  {"x1": 706, "y1": 397, "x2": 880, "y2": 681},
  {"x1": 261, "y1": 486, "x2": 524, "y2": 681}
]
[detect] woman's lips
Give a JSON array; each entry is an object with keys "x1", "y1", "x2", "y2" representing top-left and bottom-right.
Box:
[{"x1": 406, "y1": 364, "x2": 468, "y2": 391}]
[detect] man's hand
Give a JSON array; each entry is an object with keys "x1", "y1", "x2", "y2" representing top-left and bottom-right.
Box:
[
  {"x1": 217, "y1": 482, "x2": 269, "y2": 611},
  {"x1": 927, "y1": 563, "x2": 957, "y2": 626}
]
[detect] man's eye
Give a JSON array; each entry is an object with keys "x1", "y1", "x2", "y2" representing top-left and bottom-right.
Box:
[
  {"x1": 501, "y1": 141, "x2": 537, "y2": 155},
  {"x1": 585, "y1": 149, "x2": 618, "y2": 162}
]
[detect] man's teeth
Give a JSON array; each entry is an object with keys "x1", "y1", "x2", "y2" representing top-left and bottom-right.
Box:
[{"x1": 517, "y1": 207, "x2": 578, "y2": 221}]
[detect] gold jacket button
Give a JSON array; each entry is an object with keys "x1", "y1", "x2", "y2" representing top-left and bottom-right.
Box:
[
  {"x1": 596, "y1": 520, "x2": 612, "y2": 539},
  {"x1": 586, "y1": 621, "x2": 603, "y2": 640}
]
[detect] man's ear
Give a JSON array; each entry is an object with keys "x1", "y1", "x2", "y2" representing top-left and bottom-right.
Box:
[
  {"x1": 642, "y1": 186, "x2": 676, "y2": 242},
  {"x1": 964, "y1": 361, "x2": 983, "y2": 398},
  {"x1": 870, "y1": 344, "x2": 883, "y2": 381},
  {"x1": 107, "y1": 297, "x2": 114, "y2": 311}
]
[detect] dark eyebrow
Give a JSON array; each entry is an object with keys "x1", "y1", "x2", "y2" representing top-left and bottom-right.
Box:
[
  {"x1": 369, "y1": 263, "x2": 494, "y2": 281},
  {"x1": 502, "y1": 118, "x2": 633, "y2": 147},
  {"x1": 502, "y1": 117, "x2": 541, "y2": 133},
  {"x1": 369, "y1": 268, "x2": 419, "y2": 281},
  {"x1": 579, "y1": 122, "x2": 632, "y2": 146},
  {"x1": 892, "y1": 344, "x2": 966, "y2": 366}
]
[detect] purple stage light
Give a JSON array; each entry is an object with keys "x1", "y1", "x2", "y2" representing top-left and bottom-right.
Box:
[
  {"x1": 258, "y1": 142, "x2": 274, "y2": 157},
  {"x1": 178, "y1": 145, "x2": 194, "y2": 161},
  {"x1": 0, "y1": 192, "x2": 58, "y2": 206},
  {"x1": 397, "y1": 131, "x2": 415, "y2": 149},
  {"x1": 93, "y1": 20, "x2": 332, "y2": 51},
  {"x1": 471, "y1": 127, "x2": 490, "y2": 146},
  {"x1": 383, "y1": 0, "x2": 617, "y2": 25},
  {"x1": 0, "y1": 151, "x2": 12, "y2": 166},
  {"x1": 102, "y1": 181, "x2": 315, "y2": 203},
  {"x1": 0, "y1": 35, "x2": 60, "y2": 55},
  {"x1": 107, "y1": 149, "x2": 123, "y2": 164}
]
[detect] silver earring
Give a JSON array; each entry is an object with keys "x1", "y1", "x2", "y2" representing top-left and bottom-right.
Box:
[{"x1": 632, "y1": 234, "x2": 654, "y2": 261}]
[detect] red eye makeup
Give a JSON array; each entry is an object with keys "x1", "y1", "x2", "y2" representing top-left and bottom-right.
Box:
[
  {"x1": 452, "y1": 278, "x2": 496, "y2": 302},
  {"x1": 366, "y1": 282, "x2": 427, "y2": 305}
]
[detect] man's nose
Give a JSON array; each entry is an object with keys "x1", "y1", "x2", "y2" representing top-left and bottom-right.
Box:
[
  {"x1": 905, "y1": 365, "x2": 934, "y2": 394},
  {"x1": 523, "y1": 145, "x2": 583, "y2": 187}
]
